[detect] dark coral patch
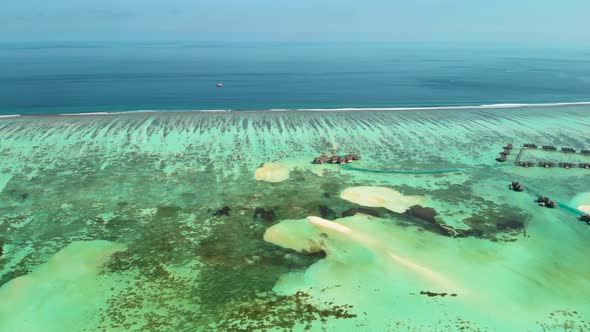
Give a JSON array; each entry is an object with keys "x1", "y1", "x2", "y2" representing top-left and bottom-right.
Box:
[
  {"x1": 319, "y1": 181, "x2": 341, "y2": 194},
  {"x1": 341, "y1": 207, "x2": 384, "y2": 218},
  {"x1": 154, "y1": 205, "x2": 181, "y2": 219},
  {"x1": 495, "y1": 219, "x2": 524, "y2": 231},
  {"x1": 465, "y1": 209, "x2": 529, "y2": 240},
  {"x1": 406, "y1": 205, "x2": 437, "y2": 223},
  {"x1": 116, "y1": 201, "x2": 130, "y2": 208},
  {"x1": 319, "y1": 205, "x2": 336, "y2": 219},
  {"x1": 214, "y1": 291, "x2": 356, "y2": 331},
  {"x1": 418, "y1": 291, "x2": 458, "y2": 297},
  {"x1": 405, "y1": 205, "x2": 473, "y2": 238},
  {"x1": 253, "y1": 207, "x2": 276, "y2": 222},
  {"x1": 304, "y1": 249, "x2": 327, "y2": 259},
  {"x1": 213, "y1": 206, "x2": 231, "y2": 217}
]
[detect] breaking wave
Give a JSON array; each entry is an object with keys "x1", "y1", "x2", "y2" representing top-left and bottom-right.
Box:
[{"x1": 1, "y1": 101, "x2": 590, "y2": 118}]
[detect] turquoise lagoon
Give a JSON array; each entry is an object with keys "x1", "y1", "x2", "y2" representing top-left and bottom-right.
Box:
[{"x1": 0, "y1": 105, "x2": 589, "y2": 331}]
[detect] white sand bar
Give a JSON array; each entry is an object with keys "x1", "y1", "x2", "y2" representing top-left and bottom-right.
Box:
[{"x1": 341, "y1": 186, "x2": 428, "y2": 213}]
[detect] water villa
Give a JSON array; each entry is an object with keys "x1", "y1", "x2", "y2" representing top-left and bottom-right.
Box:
[
  {"x1": 561, "y1": 147, "x2": 576, "y2": 153},
  {"x1": 501, "y1": 143, "x2": 590, "y2": 169},
  {"x1": 313, "y1": 153, "x2": 360, "y2": 165},
  {"x1": 509, "y1": 181, "x2": 525, "y2": 192},
  {"x1": 537, "y1": 196, "x2": 558, "y2": 208}
]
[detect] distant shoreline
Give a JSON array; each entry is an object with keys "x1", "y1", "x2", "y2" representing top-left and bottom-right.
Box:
[{"x1": 1, "y1": 101, "x2": 590, "y2": 120}]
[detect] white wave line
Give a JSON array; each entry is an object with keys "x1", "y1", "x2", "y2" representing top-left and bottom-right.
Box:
[
  {"x1": 2, "y1": 101, "x2": 590, "y2": 119},
  {"x1": 298, "y1": 102, "x2": 590, "y2": 112}
]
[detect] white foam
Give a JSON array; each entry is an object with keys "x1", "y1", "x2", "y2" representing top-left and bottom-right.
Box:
[
  {"x1": 118, "y1": 110, "x2": 157, "y2": 114},
  {"x1": 298, "y1": 101, "x2": 590, "y2": 112},
  {"x1": 60, "y1": 112, "x2": 113, "y2": 116},
  {"x1": 3, "y1": 101, "x2": 590, "y2": 119}
]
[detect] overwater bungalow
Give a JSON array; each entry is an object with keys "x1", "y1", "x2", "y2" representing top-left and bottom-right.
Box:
[
  {"x1": 581, "y1": 149, "x2": 590, "y2": 156},
  {"x1": 523, "y1": 144, "x2": 537, "y2": 148},
  {"x1": 579, "y1": 163, "x2": 590, "y2": 169},
  {"x1": 496, "y1": 155, "x2": 507, "y2": 162},
  {"x1": 313, "y1": 156, "x2": 328, "y2": 164},
  {"x1": 517, "y1": 161, "x2": 535, "y2": 167},
  {"x1": 504, "y1": 143, "x2": 513, "y2": 150},
  {"x1": 542, "y1": 145, "x2": 557, "y2": 151},
  {"x1": 581, "y1": 215, "x2": 590, "y2": 223},
  {"x1": 538, "y1": 161, "x2": 555, "y2": 168},
  {"x1": 313, "y1": 153, "x2": 360, "y2": 165},
  {"x1": 537, "y1": 196, "x2": 558, "y2": 208},
  {"x1": 559, "y1": 162, "x2": 575, "y2": 169},
  {"x1": 344, "y1": 154, "x2": 360, "y2": 162},
  {"x1": 561, "y1": 147, "x2": 576, "y2": 153},
  {"x1": 509, "y1": 181, "x2": 525, "y2": 192},
  {"x1": 329, "y1": 155, "x2": 342, "y2": 164}
]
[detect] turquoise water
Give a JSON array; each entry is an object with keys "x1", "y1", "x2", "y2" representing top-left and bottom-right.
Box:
[
  {"x1": 1, "y1": 42, "x2": 590, "y2": 115},
  {"x1": 344, "y1": 163, "x2": 589, "y2": 215},
  {"x1": 0, "y1": 105, "x2": 589, "y2": 331}
]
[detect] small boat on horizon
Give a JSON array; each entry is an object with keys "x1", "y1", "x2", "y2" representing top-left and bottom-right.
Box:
[{"x1": 216, "y1": 83, "x2": 224, "y2": 88}]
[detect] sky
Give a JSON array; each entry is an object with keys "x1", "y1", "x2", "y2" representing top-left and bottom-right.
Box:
[{"x1": 1, "y1": 0, "x2": 589, "y2": 45}]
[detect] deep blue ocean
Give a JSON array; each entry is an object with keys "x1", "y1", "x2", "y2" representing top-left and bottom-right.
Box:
[{"x1": 1, "y1": 41, "x2": 589, "y2": 115}]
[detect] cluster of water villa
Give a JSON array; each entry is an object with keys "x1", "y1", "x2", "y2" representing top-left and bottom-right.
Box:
[
  {"x1": 312, "y1": 153, "x2": 360, "y2": 165},
  {"x1": 0, "y1": 105, "x2": 589, "y2": 331}
]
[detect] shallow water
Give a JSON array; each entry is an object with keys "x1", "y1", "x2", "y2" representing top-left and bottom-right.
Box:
[{"x1": 0, "y1": 105, "x2": 589, "y2": 331}]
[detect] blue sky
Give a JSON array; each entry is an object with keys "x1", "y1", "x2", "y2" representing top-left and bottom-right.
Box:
[{"x1": 2, "y1": 0, "x2": 589, "y2": 44}]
